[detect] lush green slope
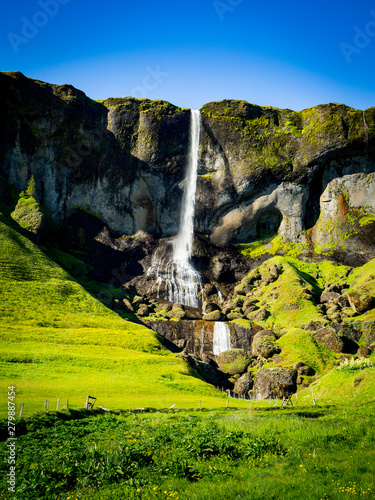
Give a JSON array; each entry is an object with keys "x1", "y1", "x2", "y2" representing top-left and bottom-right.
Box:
[{"x1": 0, "y1": 217, "x2": 229, "y2": 417}]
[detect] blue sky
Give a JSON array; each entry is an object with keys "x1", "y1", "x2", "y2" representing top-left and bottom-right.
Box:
[{"x1": 1, "y1": 0, "x2": 375, "y2": 110}]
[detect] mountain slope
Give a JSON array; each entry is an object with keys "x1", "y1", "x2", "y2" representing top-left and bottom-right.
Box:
[{"x1": 0, "y1": 216, "x2": 225, "y2": 416}]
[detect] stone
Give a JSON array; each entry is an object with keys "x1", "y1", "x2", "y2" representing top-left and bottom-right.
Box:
[
  {"x1": 357, "y1": 346, "x2": 372, "y2": 357},
  {"x1": 337, "y1": 295, "x2": 350, "y2": 309},
  {"x1": 132, "y1": 295, "x2": 144, "y2": 307},
  {"x1": 227, "y1": 312, "x2": 244, "y2": 320},
  {"x1": 231, "y1": 297, "x2": 244, "y2": 308},
  {"x1": 304, "y1": 320, "x2": 326, "y2": 331},
  {"x1": 293, "y1": 362, "x2": 315, "y2": 376},
  {"x1": 253, "y1": 368, "x2": 297, "y2": 399},
  {"x1": 252, "y1": 330, "x2": 280, "y2": 359},
  {"x1": 172, "y1": 302, "x2": 185, "y2": 311},
  {"x1": 233, "y1": 373, "x2": 253, "y2": 395},
  {"x1": 320, "y1": 291, "x2": 340, "y2": 303},
  {"x1": 234, "y1": 284, "x2": 246, "y2": 295},
  {"x1": 346, "y1": 291, "x2": 373, "y2": 314},
  {"x1": 137, "y1": 304, "x2": 150, "y2": 317},
  {"x1": 122, "y1": 298, "x2": 135, "y2": 313},
  {"x1": 269, "y1": 264, "x2": 280, "y2": 279},
  {"x1": 314, "y1": 327, "x2": 345, "y2": 353},
  {"x1": 217, "y1": 349, "x2": 251, "y2": 375},
  {"x1": 244, "y1": 306, "x2": 259, "y2": 317},
  {"x1": 243, "y1": 298, "x2": 258, "y2": 310},
  {"x1": 166, "y1": 308, "x2": 186, "y2": 320},
  {"x1": 203, "y1": 301, "x2": 221, "y2": 314},
  {"x1": 254, "y1": 309, "x2": 269, "y2": 321},
  {"x1": 204, "y1": 310, "x2": 222, "y2": 321},
  {"x1": 155, "y1": 303, "x2": 172, "y2": 313}
]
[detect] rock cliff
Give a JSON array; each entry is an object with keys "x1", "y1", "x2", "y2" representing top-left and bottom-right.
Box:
[{"x1": 1, "y1": 71, "x2": 375, "y2": 258}]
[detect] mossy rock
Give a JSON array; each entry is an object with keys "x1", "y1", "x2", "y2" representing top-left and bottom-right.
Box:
[
  {"x1": 204, "y1": 310, "x2": 222, "y2": 321},
  {"x1": 11, "y1": 195, "x2": 44, "y2": 236},
  {"x1": 217, "y1": 349, "x2": 251, "y2": 375},
  {"x1": 166, "y1": 308, "x2": 185, "y2": 320},
  {"x1": 314, "y1": 327, "x2": 345, "y2": 353},
  {"x1": 252, "y1": 330, "x2": 280, "y2": 358}
]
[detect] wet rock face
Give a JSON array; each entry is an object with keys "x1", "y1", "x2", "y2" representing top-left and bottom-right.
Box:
[
  {"x1": 253, "y1": 368, "x2": 297, "y2": 399},
  {"x1": 144, "y1": 320, "x2": 255, "y2": 359}
]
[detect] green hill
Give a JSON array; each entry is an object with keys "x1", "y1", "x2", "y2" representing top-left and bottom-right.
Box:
[{"x1": 0, "y1": 216, "x2": 227, "y2": 417}]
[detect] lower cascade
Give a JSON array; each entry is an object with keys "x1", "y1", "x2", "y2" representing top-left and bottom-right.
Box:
[
  {"x1": 212, "y1": 322, "x2": 232, "y2": 356},
  {"x1": 148, "y1": 109, "x2": 203, "y2": 308}
]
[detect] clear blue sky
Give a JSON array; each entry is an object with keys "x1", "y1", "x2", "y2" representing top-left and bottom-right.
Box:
[{"x1": 1, "y1": 0, "x2": 375, "y2": 110}]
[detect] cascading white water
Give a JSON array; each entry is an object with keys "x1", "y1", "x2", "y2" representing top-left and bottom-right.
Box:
[
  {"x1": 148, "y1": 110, "x2": 203, "y2": 308},
  {"x1": 212, "y1": 322, "x2": 231, "y2": 356}
]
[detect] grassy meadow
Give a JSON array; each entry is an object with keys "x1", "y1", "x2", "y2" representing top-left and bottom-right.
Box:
[{"x1": 0, "y1": 216, "x2": 232, "y2": 416}]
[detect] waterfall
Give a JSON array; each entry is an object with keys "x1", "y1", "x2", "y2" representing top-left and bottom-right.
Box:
[
  {"x1": 148, "y1": 110, "x2": 203, "y2": 308},
  {"x1": 215, "y1": 286, "x2": 223, "y2": 304},
  {"x1": 212, "y1": 322, "x2": 231, "y2": 356}
]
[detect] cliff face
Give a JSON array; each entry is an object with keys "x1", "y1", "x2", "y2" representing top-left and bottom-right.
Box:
[{"x1": 1, "y1": 71, "x2": 375, "y2": 260}]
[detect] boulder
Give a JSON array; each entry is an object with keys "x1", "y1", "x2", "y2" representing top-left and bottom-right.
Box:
[
  {"x1": 203, "y1": 301, "x2": 220, "y2": 314},
  {"x1": 304, "y1": 320, "x2": 326, "y2": 331},
  {"x1": 155, "y1": 303, "x2": 172, "y2": 313},
  {"x1": 320, "y1": 291, "x2": 340, "y2": 303},
  {"x1": 132, "y1": 295, "x2": 144, "y2": 307},
  {"x1": 253, "y1": 309, "x2": 269, "y2": 321},
  {"x1": 293, "y1": 362, "x2": 315, "y2": 376},
  {"x1": 269, "y1": 264, "x2": 280, "y2": 279},
  {"x1": 314, "y1": 327, "x2": 345, "y2": 353},
  {"x1": 357, "y1": 346, "x2": 372, "y2": 357},
  {"x1": 227, "y1": 312, "x2": 244, "y2": 320},
  {"x1": 166, "y1": 307, "x2": 186, "y2": 320},
  {"x1": 122, "y1": 298, "x2": 135, "y2": 313},
  {"x1": 346, "y1": 291, "x2": 373, "y2": 314},
  {"x1": 230, "y1": 297, "x2": 244, "y2": 308},
  {"x1": 137, "y1": 304, "x2": 150, "y2": 317},
  {"x1": 243, "y1": 297, "x2": 258, "y2": 310},
  {"x1": 217, "y1": 349, "x2": 251, "y2": 375},
  {"x1": 253, "y1": 368, "x2": 297, "y2": 399},
  {"x1": 252, "y1": 330, "x2": 280, "y2": 359},
  {"x1": 204, "y1": 310, "x2": 222, "y2": 321},
  {"x1": 233, "y1": 373, "x2": 253, "y2": 395}
]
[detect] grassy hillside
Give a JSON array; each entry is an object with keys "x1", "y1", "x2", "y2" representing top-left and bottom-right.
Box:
[{"x1": 0, "y1": 216, "x2": 232, "y2": 417}]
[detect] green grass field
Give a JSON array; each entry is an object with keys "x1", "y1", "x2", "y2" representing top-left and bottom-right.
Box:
[
  {"x1": 1, "y1": 405, "x2": 375, "y2": 499},
  {"x1": 0, "y1": 216, "x2": 235, "y2": 417}
]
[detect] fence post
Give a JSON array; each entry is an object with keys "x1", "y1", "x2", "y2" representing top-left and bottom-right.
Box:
[
  {"x1": 66, "y1": 399, "x2": 69, "y2": 411},
  {"x1": 19, "y1": 403, "x2": 24, "y2": 418},
  {"x1": 226, "y1": 399, "x2": 229, "y2": 408},
  {"x1": 56, "y1": 397, "x2": 60, "y2": 411},
  {"x1": 45, "y1": 400, "x2": 49, "y2": 411},
  {"x1": 85, "y1": 395, "x2": 89, "y2": 410}
]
